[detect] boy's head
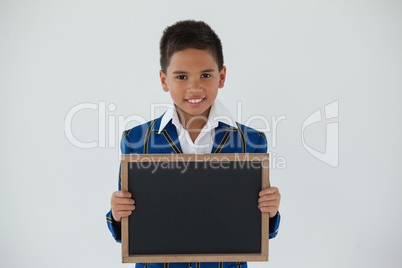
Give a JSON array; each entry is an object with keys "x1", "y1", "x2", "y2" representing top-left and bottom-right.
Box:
[
  {"x1": 158, "y1": 20, "x2": 227, "y2": 127},
  {"x1": 159, "y1": 20, "x2": 224, "y2": 74}
]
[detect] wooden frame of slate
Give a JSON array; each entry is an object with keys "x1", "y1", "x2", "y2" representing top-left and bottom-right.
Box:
[{"x1": 120, "y1": 153, "x2": 270, "y2": 263}]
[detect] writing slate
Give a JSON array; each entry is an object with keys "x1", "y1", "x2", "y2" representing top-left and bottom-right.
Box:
[{"x1": 121, "y1": 153, "x2": 270, "y2": 263}]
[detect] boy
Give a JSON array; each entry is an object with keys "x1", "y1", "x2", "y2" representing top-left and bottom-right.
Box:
[{"x1": 106, "y1": 20, "x2": 281, "y2": 268}]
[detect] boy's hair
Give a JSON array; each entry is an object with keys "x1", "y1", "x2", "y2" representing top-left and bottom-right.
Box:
[{"x1": 159, "y1": 20, "x2": 224, "y2": 73}]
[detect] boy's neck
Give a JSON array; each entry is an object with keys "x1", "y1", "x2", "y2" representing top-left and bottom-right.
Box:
[{"x1": 176, "y1": 105, "x2": 211, "y2": 132}]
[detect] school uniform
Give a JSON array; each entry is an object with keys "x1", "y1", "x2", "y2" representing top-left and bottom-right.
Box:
[{"x1": 106, "y1": 99, "x2": 280, "y2": 268}]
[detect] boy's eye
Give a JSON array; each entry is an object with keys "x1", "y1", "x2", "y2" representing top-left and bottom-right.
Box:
[
  {"x1": 177, "y1": 75, "x2": 187, "y2": 80},
  {"x1": 201, "y1": 74, "x2": 211, "y2": 78}
]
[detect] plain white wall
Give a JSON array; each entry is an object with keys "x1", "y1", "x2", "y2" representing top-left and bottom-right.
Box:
[{"x1": 1, "y1": 0, "x2": 401, "y2": 267}]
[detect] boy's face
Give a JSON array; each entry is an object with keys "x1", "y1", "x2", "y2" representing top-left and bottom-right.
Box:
[{"x1": 159, "y1": 48, "x2": 226, "y2": 127}]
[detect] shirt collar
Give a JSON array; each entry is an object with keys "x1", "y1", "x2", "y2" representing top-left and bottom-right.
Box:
[{"x1": 158, "y1": 99, "x2": 237, "y2": 134}]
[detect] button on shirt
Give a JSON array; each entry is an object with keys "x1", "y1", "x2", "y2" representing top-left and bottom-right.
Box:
[{"x1": 158, "y1": 99, "x2": 237, "y2": 154}]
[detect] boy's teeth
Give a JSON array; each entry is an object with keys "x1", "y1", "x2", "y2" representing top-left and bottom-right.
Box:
[{"x1": 188, "y1": 98, "x2": 203, "y2": 103}]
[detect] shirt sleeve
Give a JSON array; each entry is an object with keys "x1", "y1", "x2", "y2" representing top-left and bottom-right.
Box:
[
  {"x1": 255, "y1": 131, "x2": 281, "y2": 239},
  {"x1": 106, "y1": 130, "x2": 130, "y2": 243}
]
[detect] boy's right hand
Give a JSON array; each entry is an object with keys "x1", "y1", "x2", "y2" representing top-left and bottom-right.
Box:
[{"x1": 111, "y1": 191, "x2": 135, "y2": 222}]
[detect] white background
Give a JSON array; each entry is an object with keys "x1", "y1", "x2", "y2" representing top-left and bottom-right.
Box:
[{"x1": 1, "y1": 0, "x2": 401, "y2": 267}]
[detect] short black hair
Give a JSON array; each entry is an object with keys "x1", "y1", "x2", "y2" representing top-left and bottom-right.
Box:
[{"x1": 159, "y1": 20, "x2": 224, "y2": 73}]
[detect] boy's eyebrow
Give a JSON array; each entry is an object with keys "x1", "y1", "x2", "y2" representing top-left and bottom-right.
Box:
[
  {"x1": 200, "y1": 69, "x2": 215, "y2": 73},
  {"x1": 172, "y1": 69, "x2": 215, "y2": 74}
]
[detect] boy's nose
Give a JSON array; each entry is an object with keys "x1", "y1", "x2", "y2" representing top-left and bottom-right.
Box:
[{"x1": 188, "y1": 79, "x2": 202, "y2": 91}]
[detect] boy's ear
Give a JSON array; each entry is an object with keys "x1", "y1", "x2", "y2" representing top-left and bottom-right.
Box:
[
  {"x1": 218, "y1": 66, "x2": 227, "y2": 88},
  {"x1": 159, "y1": 70, "x2": 169, "y2": 92}
]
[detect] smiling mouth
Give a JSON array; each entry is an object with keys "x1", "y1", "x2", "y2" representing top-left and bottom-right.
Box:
[{"x1": 186, "y1": 98, "x2": 205, "y2": 104}]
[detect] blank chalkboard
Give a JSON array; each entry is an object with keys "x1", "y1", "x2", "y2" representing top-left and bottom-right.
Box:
[{"x1": 120, "y1": 153, "x2": 270, "y2": 263}]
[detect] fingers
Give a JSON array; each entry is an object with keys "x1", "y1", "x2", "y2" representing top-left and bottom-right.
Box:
[
  {"x1": 114, "y1": 191, "x2": 132, "y2": 198},
  {"x1": 115, "y1": 197, "x2": 135, "y2": 205},
  {"x1": 258, "y1": 200, "x2": 278, "y2": 208},
  {"x1": 258, "y1": 187, "x2": 280, "y2": 218},
  {"x1": 112, "y1": 205, "x2": 136, "y2": 222},
  {"x1": 111, "y1": 191, "x2": 135, "y2": 204},
  {"x1": 116, "y1": 204, "x2": 135, "y2": 211},
  {"x1": 258, "y1": 187, "x2": 280, "y2": 203},
  {"x1": 111, "y1": 191, "x2": 136, "y2": 222},
  {"x1": 258, "y1": 194, "x2": 278, "y2": 203},
  {"x1": 258, "y1": 206, "x2": 278, "y2": 218},
  {"x1": 112, "y1": 210, "x2": 133, "y2": 222},
  {"x1": 113, "y1": 204, "x2": 136, "y2": 216},
  {"x1": 259, "y1": 187, "x2": 279, "y2": 197},
  {"x1": 118, "y1": 211, "x2": 133, "y2": 217}
]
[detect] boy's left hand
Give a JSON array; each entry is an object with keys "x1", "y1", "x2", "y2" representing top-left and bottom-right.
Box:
[{"x1": 258, "y1": 187, "x2": 281, "y2": 218}]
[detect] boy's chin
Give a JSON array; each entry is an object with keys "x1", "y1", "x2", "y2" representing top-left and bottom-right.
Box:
[{"x1": 177, "y1": 104, "x2": 212, "y2": 117}]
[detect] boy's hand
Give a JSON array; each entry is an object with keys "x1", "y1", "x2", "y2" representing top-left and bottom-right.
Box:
[
  {"x1": 111, "y1": 191, "x2": 135, "y2": 222},
  {"x1": 258, "y1": 187, "x2": 281, "y2": 218}
]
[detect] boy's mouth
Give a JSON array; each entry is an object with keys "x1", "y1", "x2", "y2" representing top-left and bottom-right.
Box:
[{"x1": 185, "y1": 98, "x2": 205, "y2": 105}]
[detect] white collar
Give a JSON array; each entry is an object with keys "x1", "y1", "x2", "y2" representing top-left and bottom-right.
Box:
[{"x1": 158, "y1": 99, "x2": 237, "y2": 134}]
